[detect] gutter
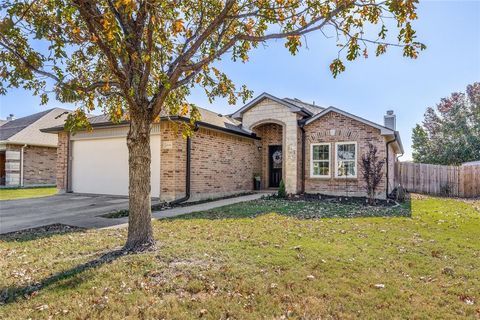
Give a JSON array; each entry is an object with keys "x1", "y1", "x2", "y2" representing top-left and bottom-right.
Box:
[{"x1": 385, "y1": 138, "x2": 397, "y2": 199}]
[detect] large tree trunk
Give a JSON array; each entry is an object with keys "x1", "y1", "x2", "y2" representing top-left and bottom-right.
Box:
[{"x1": 125, "y1": 110, "x2": 155, "y2": 251}]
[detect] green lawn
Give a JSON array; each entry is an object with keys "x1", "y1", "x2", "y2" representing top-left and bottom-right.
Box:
[
  {"x1": 0, "y1": 196, "x2": 479, "y2": 319},
  {"x1": 0, "y1": 187, "x2": 57, "y2": 200}
]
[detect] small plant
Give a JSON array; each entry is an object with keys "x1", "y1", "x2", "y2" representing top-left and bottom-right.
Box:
[
  {"x1": 277, "y1": 180, "x2": 286, "y2": 198},
  {"x1": 440, "y1": 183, "x2": 453, "y2": 197},
  {"x1": 361, "y1": 143, "x2": 385, "y2": 205}
]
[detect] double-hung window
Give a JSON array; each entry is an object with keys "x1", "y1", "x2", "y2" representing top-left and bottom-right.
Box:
[
  {"x1": 335, "y1": 142, "x2": 357, "y2": 178},
  {"x1": 311, "y1": 143, "x2": 330, "y2": 177}
]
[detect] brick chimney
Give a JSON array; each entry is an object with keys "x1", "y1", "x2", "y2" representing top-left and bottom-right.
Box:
[{"x1": 384, "y1": 110, "x2": 396, "y2": 130}]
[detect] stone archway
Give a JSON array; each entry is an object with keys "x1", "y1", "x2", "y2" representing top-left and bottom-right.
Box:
[{"x1": 240, "y1": 99, "x2": 300, "y2": 194}]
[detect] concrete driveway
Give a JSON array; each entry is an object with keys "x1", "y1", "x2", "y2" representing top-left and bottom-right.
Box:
[{"x1": 0, "y1": 193, "x2": 132, "y2": 234}]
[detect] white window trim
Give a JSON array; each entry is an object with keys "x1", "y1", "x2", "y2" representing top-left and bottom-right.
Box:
[
  {"x1": 335, "y1": 141, "x2": 358, "y2": 178},
  {"x1": 310, "y1": 143, "x2": 331, "y2": 178}
]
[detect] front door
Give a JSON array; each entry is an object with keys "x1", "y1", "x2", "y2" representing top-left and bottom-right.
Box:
[{"x1": 269, "y1": 145, "x2": 282, "y2": 188}]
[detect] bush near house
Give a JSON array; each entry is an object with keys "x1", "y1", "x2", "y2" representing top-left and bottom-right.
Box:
[{"x1": 1, "y1": 196, "x2": 479, "y2": 319}]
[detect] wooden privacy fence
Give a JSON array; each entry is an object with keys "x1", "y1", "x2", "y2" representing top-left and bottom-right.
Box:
[{"x1": 395, "y1": 162, "x2": 480, "y2": 198}]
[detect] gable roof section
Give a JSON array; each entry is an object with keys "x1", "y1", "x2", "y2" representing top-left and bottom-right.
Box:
[
  {"x1": 0, "y1": 108, "x2": 71, "y2": 146},
  {"x1": 303, "y1": 106, "x2": 404, "y2": 154},
  {"x1": 0, "y1": 109, "x2": 52, "y2": 141},
  {"x1": 231, "y1": 92, "x2": 313, "y2": 119},
  {"x1": 303, "y1": 106, "x2": 395, "y2": 135}
]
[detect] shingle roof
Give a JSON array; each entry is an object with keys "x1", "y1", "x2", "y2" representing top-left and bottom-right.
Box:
[
  {"x1": 0, "y1": 109, "x2": 52, "y2": 141},
  {"x1": 42, "y1": 107, "x2": 255, "y2": 139},
  {"x1": 282, "y1": 98, "x2": 325, "y2": 115},
  {"x1": 0, "y1": 108, "x2": 71, "y2": 146}
]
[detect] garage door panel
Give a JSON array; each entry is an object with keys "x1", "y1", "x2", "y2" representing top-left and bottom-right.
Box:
[{"x1": 72, "y1": 136, "x2": 160, "y2": 196}]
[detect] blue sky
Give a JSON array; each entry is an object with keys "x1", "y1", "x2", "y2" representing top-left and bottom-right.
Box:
[{"x1": 0, "y1": 1, "x2": 479, "y2": 160}]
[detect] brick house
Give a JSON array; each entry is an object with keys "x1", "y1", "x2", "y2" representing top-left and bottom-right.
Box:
[
  {"x1": 0, "y1": 108, "x2": 70, "y2": 187},
  {"x1": 43, "y1": 93, "x2": 403, "y2": 201}
]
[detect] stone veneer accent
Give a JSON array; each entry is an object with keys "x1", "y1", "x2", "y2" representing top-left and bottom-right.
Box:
[
  {"x1": 303, "y1": 111, "x2": 393, "y2": 199},
  {"x1": 241, "y1": 98, "x2": 301, "y2": 193}
]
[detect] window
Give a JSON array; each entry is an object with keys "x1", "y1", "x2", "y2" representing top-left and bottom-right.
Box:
[
  {"x1": 311, "y1": 143, "x2": 330, "y2": 177},
  {"x1": 335, "y1": 142, "x2": 357, "y2": 178}
]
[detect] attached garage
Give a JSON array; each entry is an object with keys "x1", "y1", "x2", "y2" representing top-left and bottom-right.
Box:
[{"x1": 70, "y1": 126, "x2": 161, "y2": 197}]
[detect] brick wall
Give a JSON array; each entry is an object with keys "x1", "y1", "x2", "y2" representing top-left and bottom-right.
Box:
[
  {"x1": 253, "y1": 123, "x2": 283, "y2": 188},
  {"x1": 303, "y1": 111, "x2": 391, "y2": 199},
  {"x1": 3, "y1": 144, "x2": 57, "y2": 187},
  {"x1": 56, "y1": 131, "x2": 69, "y2": 191},
  {"x1": 160, "y1": 122, "x2": 261, "y2": 202},
  {"x1": 23, "y1": 145, "x2": 57, "y2": 185}
]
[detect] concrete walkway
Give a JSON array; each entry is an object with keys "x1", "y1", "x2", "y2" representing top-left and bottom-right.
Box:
[
  {"x1": 102, "y1": 192, "x2": 270, "y2": 230},
  {"x1": 153, "y1": 193, "x2": 269, "y2": 218}
]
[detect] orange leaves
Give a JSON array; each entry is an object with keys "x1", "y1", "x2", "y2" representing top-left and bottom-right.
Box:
[
  {"x1": 100, "y1": 17, "x2": 116, "y2": 41},
  {"x1": 245, "y1": 19, "x2": 255, "y2": 36},
  {"x1": 172, "y1": 19, "x2": 185, "y2": 34},
  {"x1": 285, "y1": 35, "x2": 301, "y2": 55}
]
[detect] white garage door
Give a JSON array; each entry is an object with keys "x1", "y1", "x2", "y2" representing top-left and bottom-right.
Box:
[{"x1": 71, "y1": 136, "x2": 160, "y2": 197}]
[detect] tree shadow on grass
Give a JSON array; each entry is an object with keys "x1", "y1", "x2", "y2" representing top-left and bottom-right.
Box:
[
  {"x1": 166, "y1": 197, "x2": 412, "y2": 221},
  {"x1": 0, "y1": 248, "x2": 126, "y2": 304},
  {"x1": 0, "y1": 224, "x2": 85, "y2": 243}
]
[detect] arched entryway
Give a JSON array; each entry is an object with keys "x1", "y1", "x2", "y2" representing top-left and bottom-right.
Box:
[{"x1": 252, "y1": 121, "x2": 285, "y2": 189}]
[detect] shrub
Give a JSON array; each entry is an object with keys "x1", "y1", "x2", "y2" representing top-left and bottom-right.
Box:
[
  {"x1": 277, "y1": 180, "x2": 286, "y2": 198},
  {"x1": 360, "y1": 143, "x2": 385, "y2": 205}
]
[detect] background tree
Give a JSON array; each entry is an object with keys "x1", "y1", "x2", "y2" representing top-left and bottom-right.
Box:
[
  {"x1": 1, "y1": 0, "x2": 424, "y2": 251},
  {"x1": 360, "y1": 143, "x2": 384, "y2": 205},
  {"x1": 412, "y1": 82, "x2": 480, "y2": 165}
]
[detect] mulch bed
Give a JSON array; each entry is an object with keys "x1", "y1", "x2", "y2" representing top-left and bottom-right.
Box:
[{"x1": 275, "y1": 193, "x2": 401, "y2": 207}]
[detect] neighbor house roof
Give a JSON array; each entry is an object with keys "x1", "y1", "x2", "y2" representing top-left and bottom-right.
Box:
[
  {"x1": 0, "y1": 108, "x2": 71, "y2": 147},
  {"x1": 42, "y1": 107, "x2": 258, "y2": 140},
  {"x1": 231, "y1": 92, "x2": 314, "y2": 119}
]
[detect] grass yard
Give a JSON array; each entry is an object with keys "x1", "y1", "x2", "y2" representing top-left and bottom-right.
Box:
[
  {"x1": 0, "y1": 196, "x2": 479, "y2": 319},
  {"x1": 0, "y1": 187, "x2": 57, "y2": 200}
]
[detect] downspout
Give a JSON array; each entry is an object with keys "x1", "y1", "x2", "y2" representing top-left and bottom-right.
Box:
[
  {"x1": 169, "y1": 124, "x2": 198, "y2": 205},
  {"x1": 385, "y1": 138, "x2": 397, "y2": 199},
  {"x1": 300, "y1": 125, "x2": 306, "y2": 193},
  {"x1": 20, "y1": 144, "x2": 27, "y2": 187}
]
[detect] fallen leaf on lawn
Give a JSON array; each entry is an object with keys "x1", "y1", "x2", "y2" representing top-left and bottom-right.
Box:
[{"x1": 34, "y1": 304, "x2": 48, "y2": 311}]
